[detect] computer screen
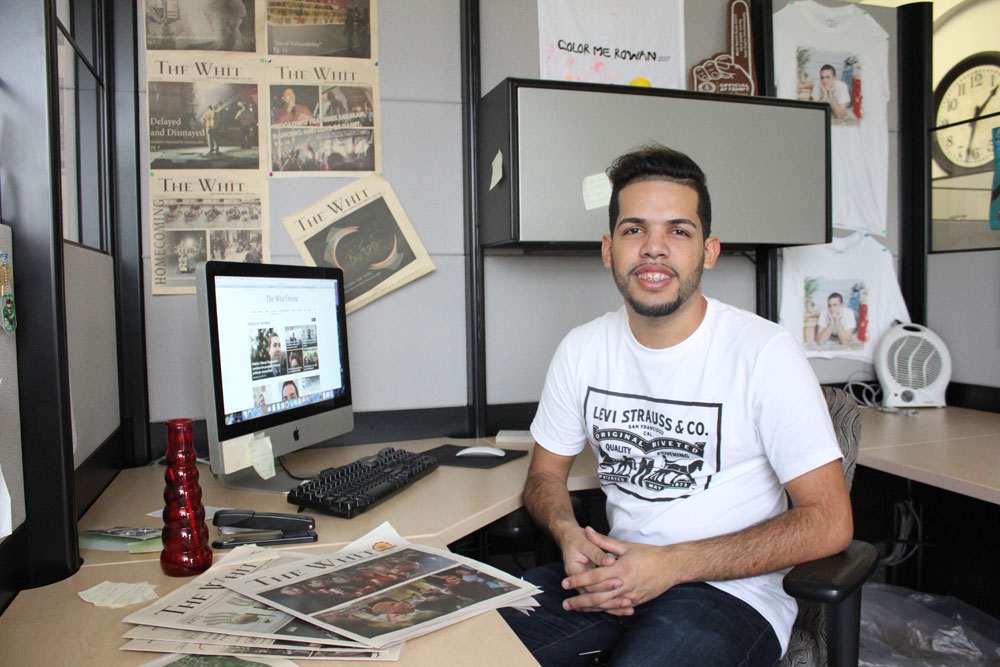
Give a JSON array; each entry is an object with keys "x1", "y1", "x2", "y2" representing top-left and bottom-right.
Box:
[{"x1": 196, "y1": 261, "x2": 353, "y2": 492}]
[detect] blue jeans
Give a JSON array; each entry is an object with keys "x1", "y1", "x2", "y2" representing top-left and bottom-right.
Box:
[{"x1": 499, "y1": 562, "x2": 780, "y2": 667}]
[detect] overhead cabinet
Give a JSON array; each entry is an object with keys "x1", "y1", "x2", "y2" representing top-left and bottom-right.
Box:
[{"x1": 477, "y1": 78, "x2": 832, "y2": 249}]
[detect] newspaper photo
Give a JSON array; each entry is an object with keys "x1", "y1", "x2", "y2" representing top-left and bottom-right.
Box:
[
  {"x1": 222, "y1": 523, "x2": 540, "y2": 649},
  {"x1": 147, "y1": 53, "x2": 264, "y2": 170},
  {"x1": 124, "y1": 546, "x2": 361, "y2": 647},
  {"x1": 149, "y1": 171, "x2": 268, "y2": 295},
  {"x1": 267, "y1": 0, "x2": 377, "y2": 59},
  {"x1": 144, "y1": 0, "x2": 262, "y2": 53},
  {"x1": 283, "y1": 175, "x2": 434, "y2": 313},
  {"x1": 267, "y1": 58, "x2": 380, "y2": 175}
]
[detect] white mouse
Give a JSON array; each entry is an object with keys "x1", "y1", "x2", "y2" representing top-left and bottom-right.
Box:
[{"x1": 455, "y1": 445, "x2": 506, "y2": 458}]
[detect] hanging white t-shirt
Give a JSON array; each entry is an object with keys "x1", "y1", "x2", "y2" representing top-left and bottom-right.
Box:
[
  {"x1": 537, "y1": 0, "x2": 685, "y2": 89},
  {"x1": 531, "y1": 297, "x2": 842, "y2": 656},
  {"x1": 779, "y1": 233, "x2": 911, "y2": 362},
  {"x1": 773, "y1": 0, "x2": 890, "y2": 236}
]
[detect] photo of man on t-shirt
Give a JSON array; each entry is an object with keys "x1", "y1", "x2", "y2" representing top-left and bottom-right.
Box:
[{"x1": 815, "y1": 292, "x2": 856, "y2": 345}]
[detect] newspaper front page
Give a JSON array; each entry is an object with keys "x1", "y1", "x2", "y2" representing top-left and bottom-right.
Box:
[
  {"x1": 149, "y1": 171, "x2": 269, "y2": 294},
  {"x1": 124, "y1": 546, "x2": 360, "y2": 647},
  {"x1": 223, "y1": 523, "x2": 540, "y2": 649},
  {"x1": 267, "y1": 58, "x2": 381, "y2": 176},
  {"x1": 283, "y1": 175, "x2": 434, "y2": 313}
]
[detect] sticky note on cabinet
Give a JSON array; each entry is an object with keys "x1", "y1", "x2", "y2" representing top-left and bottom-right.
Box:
[
  {"x1": 489, "y1": 150, "x2": 504, "y2": 190},
  {"x1": 582, "y1": 173, "x2": 612, "y2": 210}
]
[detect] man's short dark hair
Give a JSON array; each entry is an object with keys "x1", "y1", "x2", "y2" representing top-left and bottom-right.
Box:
[
  {"x1": 820, "y1": 64, "x2": 836, "y2": 76},
  {"x1": 828, "y1": 292, "x2": 843, "y2": 304},
  {"x1": 606, "y1": 144, "x2": 712, "y2": 238}
]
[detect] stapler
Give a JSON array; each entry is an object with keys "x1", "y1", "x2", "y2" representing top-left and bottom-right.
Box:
[{"x1": 212, "y1": 509, "x2": 318, "y2": 549}]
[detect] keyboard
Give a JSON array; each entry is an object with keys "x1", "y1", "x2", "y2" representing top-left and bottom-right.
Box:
[{"x1": 286, "y1": 447, "x2": 439, "y2": 519}]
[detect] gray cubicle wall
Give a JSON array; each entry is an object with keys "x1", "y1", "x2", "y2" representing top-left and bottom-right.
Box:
[
  {"x1": 480, "y1": 0, "x2": 903, "y2": 405},
  {"x1": 0, "y1": 225, "x2": 25, "y2": 543},
  {"x1": 139, "y1": 1, "x2": 470, "y2": 424},
  {"x1": 64, "y1": 243, "x2": 121, "y2": 469},
  {"x1": 137, "y1": 1, "x2": 908, "y2": 431}
]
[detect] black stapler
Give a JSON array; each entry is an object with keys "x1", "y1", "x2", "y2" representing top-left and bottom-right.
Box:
[{"x1": 212, "y1": 509, "x2": 318, "y2": 549}]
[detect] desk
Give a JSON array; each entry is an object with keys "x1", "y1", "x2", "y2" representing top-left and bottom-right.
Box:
[
  {"x1": 2, "y1": 437, "x2": 599, "y2": 665},
  {"x1": 0, "y1": 540, "x2": 534, "y2": 666},
  {"x1": 858, "y1": 406, "x2": 1000, "y2": 505}
]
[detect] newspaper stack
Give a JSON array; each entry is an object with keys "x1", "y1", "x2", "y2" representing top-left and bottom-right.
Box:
[{"x1": 122, "y1": 522, "x2": 540, "y2": 661}]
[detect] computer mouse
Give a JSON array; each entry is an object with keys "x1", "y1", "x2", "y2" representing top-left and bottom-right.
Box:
[{"x1": 455, "y1": 445, "x2": 506, "y2": 458}]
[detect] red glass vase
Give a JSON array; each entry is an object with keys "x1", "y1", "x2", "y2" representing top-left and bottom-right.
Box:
[{"x1": 160, "y1": 418, "x2": 213, "y2": 576}]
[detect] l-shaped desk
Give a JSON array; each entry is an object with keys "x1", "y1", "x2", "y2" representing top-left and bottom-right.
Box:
[{"x1": 0, "y1": 406, "x2": 998, "y2": 665}]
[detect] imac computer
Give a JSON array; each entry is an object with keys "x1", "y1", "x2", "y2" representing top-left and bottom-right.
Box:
[{"x1": 196, "y1": 261, "x2": 353, "y2": 492}]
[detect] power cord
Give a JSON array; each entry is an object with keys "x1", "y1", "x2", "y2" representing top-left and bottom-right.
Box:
[{"x1": 880, "y1": 498, "x2": 923, "y2": 568}]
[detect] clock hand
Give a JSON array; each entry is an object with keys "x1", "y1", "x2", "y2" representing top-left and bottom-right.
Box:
[
  {"x1": 974, "y1": 84, "x2": 998, "y2": 119},
  {"x1": 964, "y1": 84, "x2": 998, "y2": 161}
]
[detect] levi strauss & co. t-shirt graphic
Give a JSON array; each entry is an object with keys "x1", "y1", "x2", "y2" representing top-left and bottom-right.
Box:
[{"x1": 585, "y1": 387, "x2": 722, "y2": 502}]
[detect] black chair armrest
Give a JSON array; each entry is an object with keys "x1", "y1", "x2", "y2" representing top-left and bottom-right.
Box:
[{"x1": 783, "y1": 540, "x2": 878, "y2": 604}]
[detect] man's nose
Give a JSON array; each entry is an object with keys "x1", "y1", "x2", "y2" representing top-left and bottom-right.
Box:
[{"x1": 641, "y1": 228, "x2": 670, "y2": 257}]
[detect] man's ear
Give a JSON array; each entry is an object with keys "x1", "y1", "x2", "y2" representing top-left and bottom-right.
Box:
[
  {"x1": 601, "y1": 234, "x2": 613, "y2": 269},
  {"x1": 703, "y1": 236, "x2": 721, "y2": 269}
]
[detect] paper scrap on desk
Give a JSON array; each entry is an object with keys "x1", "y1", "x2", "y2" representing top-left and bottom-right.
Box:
[
  {"x1": 582, "y1": 172, "x2": 612, "y2": 211},
  {"x1": 79, "y1": 580, "x2": 159, "y2": 608},
  {"x1": 489, "y1": 150, "x2": 504, "y2": 190},
  {"x1": 249, "y1": 434, "x2": 276, "y2": 479}
]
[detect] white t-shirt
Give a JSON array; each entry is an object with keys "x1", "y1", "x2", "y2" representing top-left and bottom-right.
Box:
[
  {"x1": 779, "y1": 233, "x2": 911, "y2": 362},
  {"x1": 773, "y1": 0, "x2": 890, "y2": 236},
  {"x1": 531, "y1": 297, "x2": 842, "y2": 656}
]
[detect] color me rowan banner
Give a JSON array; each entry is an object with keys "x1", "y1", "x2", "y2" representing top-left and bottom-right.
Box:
[{"x1": 537, "y1": 0, "x2": 686, "y2": 88}]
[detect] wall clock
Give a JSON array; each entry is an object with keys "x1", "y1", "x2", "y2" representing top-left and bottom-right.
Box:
[{"x1": 932, "y1": 51, "x2": 1000, "y2": 175}]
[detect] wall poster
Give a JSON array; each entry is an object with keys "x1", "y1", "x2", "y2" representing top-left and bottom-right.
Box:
[
  {"x1": 143, "y1": 0, "x2": 381, "y2": 295},
  {"x1": 283, "y1": 175, "x2": 434, "y2": 314}
]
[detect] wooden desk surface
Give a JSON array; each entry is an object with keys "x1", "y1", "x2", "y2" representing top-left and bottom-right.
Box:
[
  {"x1": 858, "y1": 406, "x2": 1000, "y2": 505},
  {"x1": 0, "y1": 541, "x2": 537, "y2": 666},
  {"x1": 78, "y1": 437, "x2": 598, "y2": 567}
]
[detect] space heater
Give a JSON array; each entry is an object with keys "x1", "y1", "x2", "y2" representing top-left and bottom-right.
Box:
[{"x1": 875, "y1": 323, "x2": 951, "y2": 408}]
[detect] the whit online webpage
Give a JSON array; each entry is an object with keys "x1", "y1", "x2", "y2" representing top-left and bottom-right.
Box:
[{"x1": 213, "y1": 274, "x2": 345, "y2": 425}]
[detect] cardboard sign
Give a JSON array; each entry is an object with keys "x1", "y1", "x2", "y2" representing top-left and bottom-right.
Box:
[{"x1": 690, "y1": 0, "x2": 757, "y2": 96}]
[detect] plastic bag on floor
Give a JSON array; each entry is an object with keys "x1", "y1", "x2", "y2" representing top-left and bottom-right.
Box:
[{"x1": 860, "y1": 582, "x2": 1000, "y2": 666}]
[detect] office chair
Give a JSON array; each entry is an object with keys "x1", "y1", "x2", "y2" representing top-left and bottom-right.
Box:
[{"x1": 779, "y1": 386, "x2": 878, "y2": 667}]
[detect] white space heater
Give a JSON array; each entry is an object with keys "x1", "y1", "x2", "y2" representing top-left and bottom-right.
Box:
[{"x1": 875, "y1": 323, "x2": 951, "y2": 408}]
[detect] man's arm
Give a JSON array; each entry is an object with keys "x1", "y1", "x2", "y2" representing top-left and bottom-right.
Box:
[
  {"x1": 523, "y1": 445, "x2": 614, "y2": 585},
  {"x1": 562, "y1": 459, "x2": 853, "y2": 614}
]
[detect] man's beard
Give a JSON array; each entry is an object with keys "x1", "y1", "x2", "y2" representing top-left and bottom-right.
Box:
[{"x1": 611, "y1": 253, "x2": 704, "y2": 318}]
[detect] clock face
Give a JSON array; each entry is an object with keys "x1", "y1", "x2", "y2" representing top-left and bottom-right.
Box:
[{"x1": 933, "y1": 52, "x2": 1000, "y2": 175}]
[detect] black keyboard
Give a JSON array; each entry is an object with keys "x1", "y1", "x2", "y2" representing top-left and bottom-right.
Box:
[{"x1": 286, "y1": 447, "x2": 439, "y2": 519}]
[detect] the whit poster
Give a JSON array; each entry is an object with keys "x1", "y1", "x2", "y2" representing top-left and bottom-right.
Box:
[
  {"x1": 283, "y1": 175, "x2": 434, "y2": 313},
  {"x1": 142, "y1": 1, "x2": 382, "y2": 295},
  {"x1": 149, "y1": 171, "x2": 269, "y2": 294},
  {"x1": 267, "y1": 59, "x2": 380, "y2": 175}
]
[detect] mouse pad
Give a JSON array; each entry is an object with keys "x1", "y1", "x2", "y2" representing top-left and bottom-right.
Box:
[{"x1": 421, "y1": 444, "x2": 528, "y2": 469}]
